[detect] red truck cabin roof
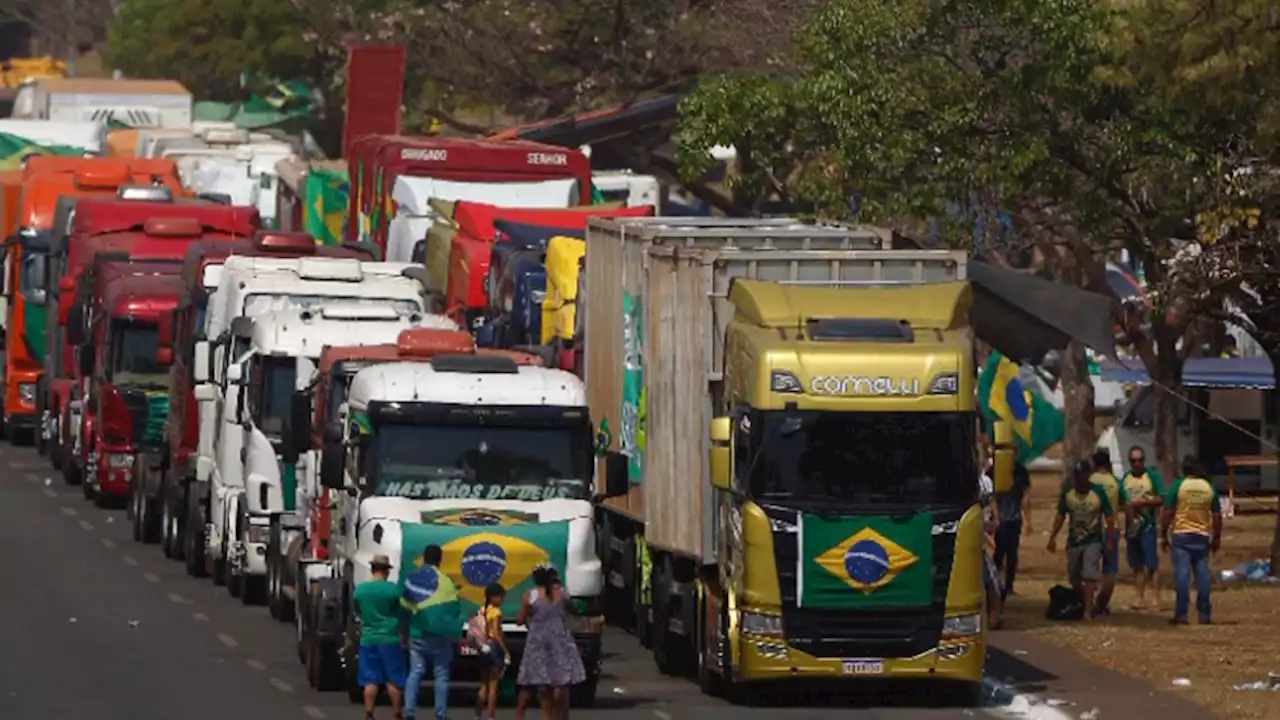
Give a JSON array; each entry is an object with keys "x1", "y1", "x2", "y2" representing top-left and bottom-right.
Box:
[
  {"x1": 347, "y1": 135, "x2": 591, "y2": 243},
  {"x1": 71, "y1": 198, "x2": 260, "y2": 238},
  {"x1": 96, "y1": 262, "x2": 184, "y2": 322}
]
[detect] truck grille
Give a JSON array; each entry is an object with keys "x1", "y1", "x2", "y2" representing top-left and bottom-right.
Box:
[
  {"x1": 119, "y1": 388, "x2": 151, "y2": 446},
  {"x1": 765, "y1": 505, "x2": 961, "y2": 659}
]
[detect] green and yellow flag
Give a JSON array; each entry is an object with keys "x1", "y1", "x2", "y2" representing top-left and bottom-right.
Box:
[
  {"x1": 0, "y1": 132, "x2": 86, "y2": 170},
  {"x1": 304, "y1": 167, "x2": 348, "y2": 245},
  {"x1": 798, "y1": 514, "x2": 933, "y2": 608},
  {"x1": 399, "y1": 519, "x2": 570, "y2": 617}
]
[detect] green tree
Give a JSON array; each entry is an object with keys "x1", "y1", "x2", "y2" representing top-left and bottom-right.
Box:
[{"x1": 677, "y1": 0, "x2": 1280, "y2": 480}]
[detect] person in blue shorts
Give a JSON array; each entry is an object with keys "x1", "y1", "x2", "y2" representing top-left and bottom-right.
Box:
[
  {"x1": 353, "y1": 554, "x2": 407, "y2": 720},
  {"x1": 1122, "y1": 446, "x2": 1165, "y2": 609}
]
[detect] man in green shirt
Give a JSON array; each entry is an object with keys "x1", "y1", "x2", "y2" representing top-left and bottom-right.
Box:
[
  {"x1": 1122, "y1": 445, "x2": 1165, "y2": 609},
  {"x1": 352, "y1": 554, "x2": 407, "y2": 720},
  {"x1": 1047, "y1": 460, "x2": 1117, "y2": 621}
]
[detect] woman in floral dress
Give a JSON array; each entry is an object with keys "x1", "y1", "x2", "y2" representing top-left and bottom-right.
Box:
[{"x1": 515, "y1": 567, "x2": 585, "y2": 720}]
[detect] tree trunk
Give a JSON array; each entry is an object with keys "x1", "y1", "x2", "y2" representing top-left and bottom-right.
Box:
[
  {"x1": 1268, "y1": 350, "x2": 1280, "y2": 578},
  {"x1": 1152, "y1": 332, "x2": 1184, "y2": 486},
  {"x1": 1060, "y1": 340, "x2": 1097, "y2": 470}
]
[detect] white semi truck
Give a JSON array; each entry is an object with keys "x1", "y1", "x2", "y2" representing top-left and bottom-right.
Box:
[
  {"x1": 190, "y1": 257, "x2": 435, "y2": 596},
  {"x1": 229, "y1": 305, "x2": 458, "y2": 609},
  {"x1": 297, "y1": 352, "x2": 605, "y2": 705}
]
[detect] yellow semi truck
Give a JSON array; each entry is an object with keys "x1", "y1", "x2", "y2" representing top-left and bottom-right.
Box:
[{"x1": 582, "y1": 218, "x2": 1008, "y2": 701}]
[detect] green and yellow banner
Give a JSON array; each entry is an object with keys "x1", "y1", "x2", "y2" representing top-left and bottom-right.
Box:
[
  {"x1": 0, "y1": 132, "x2": 86, "y2": 170},
  {"x1": 399, "y1": 519, "x2": 570, "y2": 616},
  {"x1": 304, "y1": 168, "x2": 348, "y2": 245},
  {"x1": 798, "y1": 513, "x2": 933, "y2": 609}
]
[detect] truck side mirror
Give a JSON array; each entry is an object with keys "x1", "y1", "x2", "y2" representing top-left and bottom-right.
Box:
[
  {"x1": 320, "y1": 421, "x2": 346, "y2": 490},
  {"x1": 193, "y1": 340, "x2": 210, "y2": 383},
  {"x1": 602, "y1": 451, "x2": 629, "y2": 499},
  {"x1": 709, "y1": 416, "x2": 732, "y2": 491},
  {"x1": 991, "y1": 420, "x2": 1015, "y2": 494},
  {"x1": 283, "y1": 391, "x2": 312, "y2": 463}
]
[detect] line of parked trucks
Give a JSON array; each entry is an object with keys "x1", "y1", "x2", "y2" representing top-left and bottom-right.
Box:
[{"x1": 3, "y1": 124, "x2": 1034, "y2": 707}]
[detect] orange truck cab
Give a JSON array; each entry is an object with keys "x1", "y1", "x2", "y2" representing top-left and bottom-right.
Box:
[
  {"x1": 345, "y1": 135, "x2": 592, "y2": 253},
  {"x1": 68, "y1": 256, "x2": 182, "y2": 507},
  {"x1": 7, "y1": 157, "x2": 183, "y2": 448},
  {"x1": 285, "y1": 330, "x2": 543, "y2": 626},
  {"x1": 152, "y1": 232, "x2": 377, "y2": 567},
  {"x1": 50, "y1": 201, "x2": 259, "y2": 490}
]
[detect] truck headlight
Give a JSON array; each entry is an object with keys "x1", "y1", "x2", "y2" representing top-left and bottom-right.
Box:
[
  {"x1": 942, "y1": 613, "x2": 982, "y2": 638},
  {"x1": 245, "y1": 525, "x2": 270, "y2": 544},
  {"x1": 107, "y1": 453, "x2": 135, "y2": 469},
  {"x1": 18, "y1": 383, "x2": 35, "y2": 406},
  {"x1": 739, "y1": 611, "x2": 783, "y2": 637}
]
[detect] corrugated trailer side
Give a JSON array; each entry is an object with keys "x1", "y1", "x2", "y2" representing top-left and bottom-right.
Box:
[
  {"x1": 641, "y1": 244, "x2": 967, "y2": 560},
  {"x1": 583, "y1": 218, "x2": 895, "y2": 521}
]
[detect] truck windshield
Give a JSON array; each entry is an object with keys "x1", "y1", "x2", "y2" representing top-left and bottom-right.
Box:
[
  {"x1": 111, "y1": 321, "x2": 168, "y2": 387},
  {"x1": 243, "y1": 294, "x2": 421, "y2": 316},
  {"x1": 253, "y1": 357, "x2": 296, "y2": 438},
  {"x1": 748, "y1": 411, "x2": 979, "y2": 509},
  {"x1": 370, "y1": 423, "x2": 591, "y2": 502}
]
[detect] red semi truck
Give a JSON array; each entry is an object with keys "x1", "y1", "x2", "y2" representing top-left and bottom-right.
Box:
[
  {"x1": 345, "y1": 135, "x2": 591, "y2": 254},
  {"x1": 50, "y1": 200, "x2": 260, "y2": 486},
  {"x1": 154, "y1": 232, "x2": 377, "y2": 572}
]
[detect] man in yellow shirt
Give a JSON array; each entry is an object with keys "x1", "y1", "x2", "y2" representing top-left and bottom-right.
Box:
[
  {"x1": 1161, "y1": 457, "x2": 1223, "y2": 625},
  {"x1": 1089, "y1": 450, "x2": 1131, "y2": 616},
  {"x1": 1048, "y1": 460, "x2": 1117, "y2": 622}
]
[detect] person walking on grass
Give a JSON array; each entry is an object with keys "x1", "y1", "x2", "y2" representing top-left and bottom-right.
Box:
[
  {"x1": 1089, "y1": 450, "x2": 1131, "y2": 616},
  {"x1": 993, "y1": 462, "x2": 1032, "y2": 602},
  {"x1": 353, "y1": 554, "x2": 407, "y2": 720},
  {"x1": 401, "y1": 544, "x2": 461, "y2": 720},
  {"x1": 471, "y1": 583, "x2": 510, "y2": 720},
  {"x1": 1162, "y1": 456, "x2": 1223, "y2": 626},
  {"x1": 1122, "y1": 446, "x2": 1165, "y2": 609},
  {"x1": 516, "y1": 567, "x2": 585, "y2": 720},
  {"x1": 1047, "y1": 459, "x2": 1116, "y2": 622}
]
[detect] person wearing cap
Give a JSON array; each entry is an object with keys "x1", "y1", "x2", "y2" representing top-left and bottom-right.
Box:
[
  {"x1": 1122, "y1": 445, "x2": 1165, "y2": 609},
  {"x1": 1089, "y1": 449, "x2": 1130, "y2": 616},
  {"x1": 352, "y1": 554, "x2": 407, "y2": 720},
  {"x1": 400, "y1": 544, "x2": 461, "y2": 720},
  {"x1": 1047, "y1": 459, "x2": 1116, "y2": 621}
]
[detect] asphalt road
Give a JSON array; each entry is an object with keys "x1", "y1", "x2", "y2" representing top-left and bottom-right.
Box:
[{"x1": 0, "y1": 443, "x2": 1002, "y2": 720}]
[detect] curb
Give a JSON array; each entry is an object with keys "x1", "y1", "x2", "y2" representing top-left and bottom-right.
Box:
[{"x1": 982, "y1": 676, "x2": 1078, "y2": 720}]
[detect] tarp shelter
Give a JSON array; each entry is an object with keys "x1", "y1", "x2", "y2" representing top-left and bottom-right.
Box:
[{"x1": 1098, "y1": 356, "x2": 1275, "y2": 390}]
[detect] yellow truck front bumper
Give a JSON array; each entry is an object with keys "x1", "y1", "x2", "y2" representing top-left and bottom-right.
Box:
[{"x1": 735, "y1": 631, "x2": 985, "y2": 683}]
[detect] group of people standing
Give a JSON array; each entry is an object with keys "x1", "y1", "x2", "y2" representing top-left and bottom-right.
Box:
[
  {"x1": 351, "y1": 545, "x2": 587, "y2": 720},
  {"x1": 1046, "y1": 446, "x2": 1224, "y2": 624}
]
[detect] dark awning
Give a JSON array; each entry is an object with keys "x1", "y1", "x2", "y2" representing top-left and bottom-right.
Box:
[
  {"x1": 1099, "y1": 356, "x2": 1275, "y2": 389},
  {"x1": 968, "y1": 262, "x2": 1118, "y2": 362},
  {"x1": 489, "y1": 95, "x2": 681, "y2": 148}
]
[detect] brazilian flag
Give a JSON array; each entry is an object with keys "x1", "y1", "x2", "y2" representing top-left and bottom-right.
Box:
[
  {"x1": 0, "y1": 132, "x2": 86, "y2": 170},
  {"x1": 399, "y1": 520, "x2": 569, "y2": 617},
  {"x1": 303, "y1": 167, "x2": 348, "y2": 245},
  {"x1": 798, "y1": 514, "x2": 933, "y2": 609},
  {"x1": 976, "y1": 351, "x2": 1064, "y2": 463}
]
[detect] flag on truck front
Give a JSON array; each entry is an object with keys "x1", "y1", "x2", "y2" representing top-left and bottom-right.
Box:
[
  {"x1": 798, "y1": 513, "x2": 933, "y2": 608},
  {"x1": 0, "y1": 132, "x2": 86, "y2": 170},
  {"x1": 976, "y1": 351, "x2": 1064, "y2": 463},
  {"x1": 399, "y1": 520, "x2": 570, "y2": 617}
]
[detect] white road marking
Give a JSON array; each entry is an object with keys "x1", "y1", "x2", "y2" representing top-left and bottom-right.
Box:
[
  {"x1": 42, "y1": 487, "x2": 58, "y2": 498},
  {"x1": 652, "y1": 711, "x2": 673, "y2": 720},
  {"x1": 246, "y1": 659, "x2": 266, "y2": 671},
  {"x1": 192, "y1": 612, "x2": 210, "y2": 622},
  {"x1": 302, "y1": 707, "x2": 326, "y2": 718},
  {"x1": 217, "y1": 633, "x2": 239, "y2": 648},
  {"x1": 60, "y1": 505, "x2": 76, "y2": 515},
  {"x1": 101, "y1": 538, "x2": 117, "y2": 549},
  {"x1": 168, "y1": 592, "x2": 189, "y2": 604},
  {"x1": 78, "y1": 520, "x2": 94, "y2": 530},
  {"x1": 121, "y1": 555, "x2": 139, "y2": 566},
  {"x1": 143, "y1": 573, "x2": 161, "y2": 583},
  {"x1": 270, "y1": 677, "x2": 293, "y2": 693}
]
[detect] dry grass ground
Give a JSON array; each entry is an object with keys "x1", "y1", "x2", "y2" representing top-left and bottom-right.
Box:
[{"x1": 1001, "y1": 473, "x2": 1280, "y2": 719}]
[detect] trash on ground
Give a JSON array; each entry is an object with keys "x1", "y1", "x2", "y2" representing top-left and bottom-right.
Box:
[
  {"x1": 1216, "y1": 559, "x2": 1277, "y2": 586},
  {"x1": 1230, "y1": 680, "x2": 1277, "y2": 691},
  {"x1": 1012, "y1": 649, "x2": 1029, "y2": 656},
  {"x1": 1080, "y1": 708, "x2": 1100, "y2": 720},
  {"x1": 1172, "y1": 677, "x2": 1191, "y2": 687},
  {"x1": 67, "y1": 616, "x2": 77, "y2": 623},
  {"x1": 43, "y1": 478, "x2": 51, "y2": 486}
]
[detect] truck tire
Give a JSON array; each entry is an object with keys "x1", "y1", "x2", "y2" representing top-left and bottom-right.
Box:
[
  {"x1": 35, "y1": 384, "x2": 47, "y2": 457},
  {"x1": 62, "y1": 453, "x2": 80, "y2": 485},
  {"x1": 161, "y1": 483, "x2": 184, "y2": 560},
  {"x1": 139, "y1": 483, "x2": 162, "y2": 544},
  {"x1": 131, "y1": 484, "x2": 144, "y2": 542},
  {"x1": 651, "y1": 565, "x2": 675, "y2": 675},
  {"x1": 267, "y1": 520, "x2": 294, "y2": 621},
  {"x1": 185, "y1": 490, "x2": 208, "y2": 578},
  {"x1": 295, "y1": 578, "x2": 309, "y2": 663},
  {"x1": 306, "y1": 631, "x2": 344, "y2": 692}
]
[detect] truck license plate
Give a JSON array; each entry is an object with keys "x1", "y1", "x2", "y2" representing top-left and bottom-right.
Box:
[{"x1": 842, "y1": 659, "x2": 883, "y2": 675}]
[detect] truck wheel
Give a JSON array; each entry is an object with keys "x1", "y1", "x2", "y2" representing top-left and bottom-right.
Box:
[
  {"x1": 242, "y1": 573, "x2": 266, "y2": 606},
  {"x1": 267, "y1": 520, "x2": 294, "y2": 621},
  {"x1": 142, "y1": 490, "x2": 162, "y2": 543},
  {"x1": 10, "y1": 426, "x2": 34, "y2": 446},
  {"x1": 63, "y1": 455, "x2": 81, "y2": 486},
  {"x1": 305, "y1": 622, "x2": 344, "y2": 692},
  {"x1": 50, "y1": 437, "x2": 63, "y2": 470},
  {"x1": 185, "y1": 492, "x2": 208, "y2": 578},
  {"x1": 295, "y1": 580, "x2": 309, "y2": 663},
  {"x1": 161, "y1": 486, "x2": 177, "y2": 559},
  {"x1": 131, "y1": 485, "x2": 144, "y2": 542},
  {"x1": 82, "y1": 473, "x2": 96, "y2": 501},
  {"x1": 651, "y1": 567, "x2": 674, "y2": 675}
]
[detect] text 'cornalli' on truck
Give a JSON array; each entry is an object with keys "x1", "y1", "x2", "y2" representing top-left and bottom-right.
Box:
[
  {"x1": 298, "y1": 341, "x2": 606, "y2": 704},
  {"x1": 582, "y1": 217, "x2": 1116, "y2": 700}
]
